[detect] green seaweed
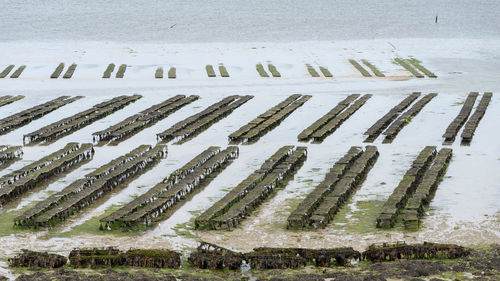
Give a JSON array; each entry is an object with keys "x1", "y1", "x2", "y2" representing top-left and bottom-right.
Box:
[
  {"x1": 63, "y1": 64, "x2": 77, "y2": 79},
  {"x1": 361, "y1": 59, "x2": 385, "y2": 77},
  {"x1": 205, "y1": 65, "x2": 216, "y2": 77},
  {"x1": 329, "y1": 200, "x2": 385, "y2": 233},
  {"x1": 306, "y1": 64, "x2": 320, "y2": 77},
  {"x1": 102, "y1": 63, "x2": 115, "y2": 78},
  {"x1": 394, "y1": 58, "x2": 424, "y2": 78},
  {"x1": 155, "y1": 67, "x2": 163, "y2": 79},
  {"x1": 219, "y1": 65, "x2": 229, "y2": 77},
  {"x1": 0, "y1": 207, "x2": 37, "y2": 237},
  {"x1": 0, "y1": 95, "x2": 24, "y2": 107},
  {"x1": 0, "y1": 65, "x2": 15, "y2": 78},
  {"x1": 168, "y1": 67, "x2": 176, "y2": 79},
  {"x1": 10, "y1": 65, "x2": 26, "y2": 78},
  {"x1": 116, "y1": 64, "x2": 127, "y2": 78},
  {"x1": 268, "y1": 64, "x2": 281, "y2": 77},
  {"x1": 171, "y1": 221, "x2": 197, "y2": 239},
  {"x1": 52, "y1": 204, "x2": 146, "y2": 238},
  {"x1": 319, "y1": 66, "x2": 333, "y2": 77},
  {"x1": 256, "y1": 64, "x2": 269, "y2": 77},
  {"x1": 408, "y1": 58, "x2": 437, "y2": 78},
  {"x1": 51, "y1": 63, "x2": 65, "y2": 79},
  {"x1": 348, "y1": 59, "x2": 371, "y2": 77}
]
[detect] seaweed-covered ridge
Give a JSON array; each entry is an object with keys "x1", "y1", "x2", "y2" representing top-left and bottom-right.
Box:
[{"x1": 100, "y1": 146, "x2": 239, "y2": 230}]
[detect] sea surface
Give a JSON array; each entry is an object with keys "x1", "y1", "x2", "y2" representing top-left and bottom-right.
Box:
[{"x1": 0, "y1": 0, "x2": 499, "y2": 42}]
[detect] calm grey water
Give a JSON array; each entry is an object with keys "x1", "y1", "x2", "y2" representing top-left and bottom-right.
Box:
[{"x1": 0, "y1": 0, "x2": 498, "y2": 42}]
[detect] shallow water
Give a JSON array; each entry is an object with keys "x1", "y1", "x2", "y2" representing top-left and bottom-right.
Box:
[
  {"x1": 0, "y1": 86, "x2": 498, "y2": 251},
  {"x1": 0, "y1": 0, "x2": 499, "y2": 42},
  {"x1": 0, "y1": 38, "x2": 498, "y2": 279}
]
